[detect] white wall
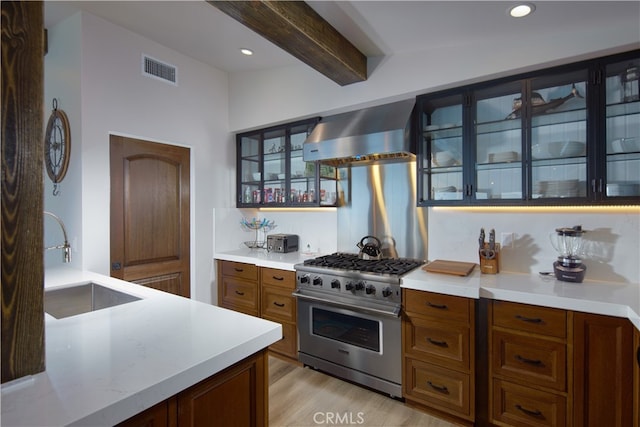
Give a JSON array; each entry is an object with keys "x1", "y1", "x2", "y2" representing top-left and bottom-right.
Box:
[
  {"x1": 427, "y1": 208, "x2": 639, "y2": 283},
  {"x1": 45, "y1": 12, "x2": 230, "y2": 303},
  {"x1": 44, "y1": 14, "x2": 83, "y2": 269},
  {"x1": 214, "y1": 208, "x2": 338, "y2": 255}
]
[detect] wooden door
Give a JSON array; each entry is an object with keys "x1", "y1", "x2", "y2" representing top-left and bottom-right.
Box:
[{"x1": 110, "y1": 135, "x2": 190, "y2": 298}]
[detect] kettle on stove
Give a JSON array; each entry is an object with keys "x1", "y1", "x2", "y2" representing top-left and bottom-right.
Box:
[{"x1": 357, "y1": 235, "x2": 383, "y2": 260}]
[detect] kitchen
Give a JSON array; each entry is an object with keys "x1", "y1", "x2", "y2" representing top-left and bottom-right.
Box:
[{"x1": 2, "y1": 1, "x2": 640, "y2": 426}]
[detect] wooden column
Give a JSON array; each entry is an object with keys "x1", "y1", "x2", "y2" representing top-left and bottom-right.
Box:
[{"x1": 1, "y1": 1, "x2": 46, "y2": 383}]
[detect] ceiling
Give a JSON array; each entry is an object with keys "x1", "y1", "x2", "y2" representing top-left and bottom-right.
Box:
[{"x1": 44, "y1": 1, "x2": 639, "y2": 80}]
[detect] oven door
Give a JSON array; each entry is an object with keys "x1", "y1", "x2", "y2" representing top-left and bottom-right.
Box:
[{"x1": 294, "y1": 290, "x2": 402, "y2": 396}]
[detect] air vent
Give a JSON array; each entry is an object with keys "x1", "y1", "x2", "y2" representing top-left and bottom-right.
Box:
[{"x1": 142, "y1": 54, "x2": 177, "y2": 85}]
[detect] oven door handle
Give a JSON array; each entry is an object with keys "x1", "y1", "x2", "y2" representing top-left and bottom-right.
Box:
[{"x1": 292, "y1": 291, "x2": 401, "y2": 318}]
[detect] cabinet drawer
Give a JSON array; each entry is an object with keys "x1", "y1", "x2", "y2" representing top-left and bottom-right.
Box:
[
  {"x1": 221, "y1": 261, "x2": 258, "y2": 282},
  {"x1": 221, "y1": 277, "x2": 258, "y2": 315},
  {"x1": 493, "y1": 301, "x2": 566, "y2": 338},
  {"x1": 268, "y1": 322, "x2": 297, "y2": 358},
  {"x1": 404, "y1": 315, "x2": 470, "y2": 371},
  {"x1": 261, "y1": 285, "x2": 296, "y2": 322},
  {"x1": 492, "y1": 330, "x2": 566, "y2": 391},
  {"x1": 261, "y1": 268, "x2": 295, "y2": 289},
  {"x1": 404, "y1": 358, "x2": 472, "y2": 418},
  {"x1": 404, "y1": 289, "x2": 471, "y2": 323},
  {"x1": 492, "y1": 379, "x2": 566, "y2": 427}
]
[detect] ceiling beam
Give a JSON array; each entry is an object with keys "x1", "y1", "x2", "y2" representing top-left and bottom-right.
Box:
[{"x1": 207, "y1": 1, "x2": 367, "y2": 86}]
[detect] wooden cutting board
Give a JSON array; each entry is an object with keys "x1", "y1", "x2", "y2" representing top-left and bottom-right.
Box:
[{"x1": 423, "y1": 259, "x2": 476, "y2": 276}]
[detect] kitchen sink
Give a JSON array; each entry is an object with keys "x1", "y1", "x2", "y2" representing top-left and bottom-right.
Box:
[{"x1": 44, "y1": 282, "x2": 141, "y2": 319}]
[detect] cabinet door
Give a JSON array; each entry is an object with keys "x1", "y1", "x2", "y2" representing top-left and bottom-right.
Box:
[
  {"x1": 262, "y1": 126, "x2": 289, "y2": 205},
  {"x1": 177, "y1": 350, "x2": 267, "y2": 427},
  {"x1": 529, "y1": 68, "x2": 589, "y2": 202},
  {"x1": 603, "y1": 56, "x2": 640, "y2": 201},
  {"x1": 238, "y1": 132, "x2": 261, "y2": 206},
  {"x1": 474, "y1": 80, "x2": 525, "y2": 202},
  {"x1": 417, "y1": 91, "x2": 466, "y2": 204},
  {"x1": 573, "y1": 312, "x2": 633, "y2": 427}
]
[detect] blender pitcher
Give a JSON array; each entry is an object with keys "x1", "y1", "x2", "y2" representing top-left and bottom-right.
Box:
[{"x1": 549, "y1": 225, "x2": 587, "y2": 282}]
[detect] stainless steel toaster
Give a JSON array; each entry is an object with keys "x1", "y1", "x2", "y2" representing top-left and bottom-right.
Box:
[{"x1": 266, "y1": 234, "x2": 299, "y2": 253}]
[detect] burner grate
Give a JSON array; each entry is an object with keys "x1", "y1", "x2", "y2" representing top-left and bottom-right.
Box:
[{"x1": 303, "y1": 253, "x2": 424, "y2": 276}]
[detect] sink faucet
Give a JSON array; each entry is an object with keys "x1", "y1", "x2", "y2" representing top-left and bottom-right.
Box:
[{"x1": 44, "y1": 211, "x2": 71, "y2": 263}]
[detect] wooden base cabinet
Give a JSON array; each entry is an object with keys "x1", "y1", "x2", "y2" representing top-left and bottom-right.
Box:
[
  {"x1": 118, "y1": 350, "x2": 268, "y2": 427},
  {"x1": 402, "y1": 289, "x2": 475, "y2": 424},
  {"x1": 573, "y1": 312, "x2": 634, "y2": 427},
  {"x1": 260, "y1": 267, "x2": 298, "y2": 361},
  {"x1": 217, "y1": 260, "x2": 298, "y2": 362},
  {"x1": 489, "y1": 301, "x2": 570, "y2": 427}
]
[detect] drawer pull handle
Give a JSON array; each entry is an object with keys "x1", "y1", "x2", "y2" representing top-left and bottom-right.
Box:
[
  {"x1": 273, "y1": 301, "x2": 285, "y2": 307},
  {"x1": 235, "y1": 290, "x2": 245, "y2": 296},
  {"x1": 426, "y1": 301, "x2": 448, "y2": 310},
  {"x1": 515, "y1": 404, "x2": 543, "y2": 418},
  {"x1": 427, "y1": 338, "x2": 448, "y2": 347},
  {"x1": 426, "y1": 381, "x2": 449, "y2": 394},
  {"x1": 515, "y1": 354, "x2": 543, "y2": 366},
  {"x1": 272, "y1": 275, "x2": 285, "y2": 281},
  {"x1": 234, "y1": 268, "x2": 244, "y2": 272},
  {"x1": 515, "y1": 314, "x2": 542, "y2": 324}
]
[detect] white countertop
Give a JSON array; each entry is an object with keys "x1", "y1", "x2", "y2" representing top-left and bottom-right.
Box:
[
  {"x1": 215, "y1": 250, "x2": 640, "y2": 331},
  {"x1": 0, "y1": 268, "x2": 281, "y2": 427},
  {"x1": 214, "y1": 248, "x2": 322, "y2": 271},
  {"x1": 402, "y1": 266, "x2": 640, "y2": 331}
]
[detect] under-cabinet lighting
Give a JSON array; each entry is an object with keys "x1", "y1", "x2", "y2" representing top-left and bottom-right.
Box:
[
  {"x1": 240, "y1": 48, "x2": 254, "y2": 56},
  {"x1": 432, "y1": 205, "x2": 639, "y2": 214},
  {"x1": 259, "y1": 207, "x2": 337, "y2": 212},
  {"x1": 508, "y1": 3, "x2": 535, "y2": 18}
]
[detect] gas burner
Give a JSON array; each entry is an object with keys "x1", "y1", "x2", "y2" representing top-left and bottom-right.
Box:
[{"x1": 303, "y1": 252, "x2": 424, "y2": 277}]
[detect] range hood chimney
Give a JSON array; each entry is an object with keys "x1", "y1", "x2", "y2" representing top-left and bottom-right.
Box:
[{"x1": 303, "y1": 99, "x2": 415, "y2": 166}]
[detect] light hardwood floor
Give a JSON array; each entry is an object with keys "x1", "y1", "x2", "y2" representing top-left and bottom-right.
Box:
[{"x1": 269, "y1": 356, "x2": 460, "y2": 427}]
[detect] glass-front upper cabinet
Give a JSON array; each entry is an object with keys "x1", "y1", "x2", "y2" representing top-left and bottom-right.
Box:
[
  {"x1": 528, "y1": 69, "x2": 588, "y2": 201},
  {"x1": 417, "y1": 49, "x2": 639, "y2": 206},
  {"x1": 474, "y1": 80, "x2": 524, "y2": 202},
  {"x1": 603, "y1": 57, "x2": 640, "y2": 200},
  {"x1": 237, "y1": 118, "x2": 337, "y2": 207},
  {"x1": 417, "y1": 91, "x2": 465, "y2": 204}
]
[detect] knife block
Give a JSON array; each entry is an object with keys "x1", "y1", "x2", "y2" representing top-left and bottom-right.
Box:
[{"x1": 479, "y1": 243, "x2": 500, "y2": 274}]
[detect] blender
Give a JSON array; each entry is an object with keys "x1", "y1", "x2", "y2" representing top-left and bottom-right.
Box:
[{"x1": 549, "y1": 225, "x2": 587, "y2": 283}]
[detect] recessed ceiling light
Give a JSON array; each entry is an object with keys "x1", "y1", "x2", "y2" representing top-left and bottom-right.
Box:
[
  {"x1": 509, "y1": 3, "x2": 535, "y2": 18},
  {"x1": 240, "y1": 48, "x2": 254, "y2": 56}
]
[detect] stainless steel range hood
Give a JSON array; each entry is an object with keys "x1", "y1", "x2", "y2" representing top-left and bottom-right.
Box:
[{"x1": 303, "y1": 99, "x2": 415, "y2": 166}]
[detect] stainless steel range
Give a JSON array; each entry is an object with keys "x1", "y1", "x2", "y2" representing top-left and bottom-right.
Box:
[{"x1": 293, "y1": 253, "x2": 425, "y2": 398}]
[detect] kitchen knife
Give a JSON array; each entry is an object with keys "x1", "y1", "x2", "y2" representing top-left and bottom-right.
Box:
[{"x1": 479, "y1": 228, "x2": 485, "y2": 250}]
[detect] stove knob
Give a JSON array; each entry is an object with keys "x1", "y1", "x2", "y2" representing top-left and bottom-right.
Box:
[
  {"x1": 365, "y1": 285, "x2": 376, "y2": 295},
  {"x1": 345, "y1": 282, "x2": 355, "y2": 291},
  {"x1": 312, "y1": 276, "x2": 323, "y2": 286},
  {"x1": 382, "y1": 287, "x2": 393, "y2": 298},
  {"x1": 355, "y1": 282, "x2": 365, "y2": 291},
  {"x1": 299, "y1": 274, "x2": 310, "y2": 284},
  {"x1": 331, "y1": 279, "x2": 341, "y2": 289}
]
